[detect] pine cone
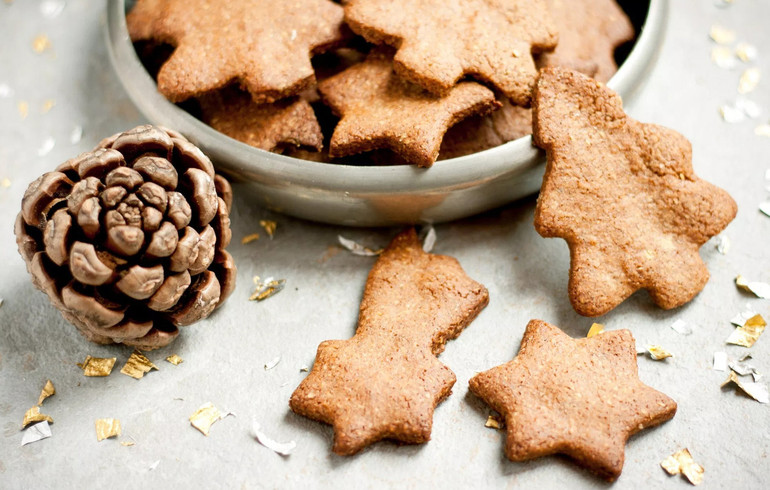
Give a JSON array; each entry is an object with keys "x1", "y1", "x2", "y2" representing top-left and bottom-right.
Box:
[{"x1": 14, "y1": 125, "x2": 236, "y2": 350}]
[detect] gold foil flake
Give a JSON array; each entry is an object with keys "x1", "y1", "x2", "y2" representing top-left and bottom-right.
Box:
[
  {"x1": 264, "y1": 355, "x2": 281, "y2": 370},
  {"x1": 37, "y1": 380, "x2": 55, "y2": 405},
  {"x1": 738, "y1": 67, "x2": 760, "y2": 94},
  {"x1": 41, "y1": 99, "x2": 55, "y2": 113},
  {"x1": 670, "y1": 319, "x2": 693, "y2": 335},
  {"x1": 338, "y1": 235, "x2": 383, "y2": 256},
  {"x1": 22, "y1": 406, "x2": 53, "y2": 429},
  {"x1": 249, "y1": 276, "x2": 286, "y2": 301},
  {"x1": 18, "y1": 101, "x2": 29, "y2": 119},
  {"x1": 299, "y1": 365, "x2": 309, "y2": 373},
  {"x1": 485, "y1": 415, "x2": 504, "y2": 429},
  {"x1": 644, "y1": 345, "x2": 673, "y2": 361},
  {"x1": 95, "y1": 418, "x2": 122, "y2": 441},
  {"x1": 120, "y1": 440, "x2": 135, "y2": 447},
  {"x1": 726, "y1": 314, "x2": 766, "y2": 347},
  {"x1": 735, "y1": 275, "x2": 770, "y2": 298},
  {"x1": 21, "y1": 420, "x2": 52, "y2": 446},
  {"x1": 241, "y1": 233, "x2": 260, "y2": 244},
  {"x1": 711, "y1": 46, "x2": 737, "y2": 69},
  {"x1": 77, "y1": 356, "x2": 116, "y2": 376},
  {"x1": 259, "y1": 220, "x2": 277, "y2": 239},
  {"x1": 729, "y1": 354, "x2": 763, "y2": 381},
  {"x1": 661, "y1": 448, "x2": 705, "y2": 486},
  {"x1": 1, "y1": 177, "x2": 11, "y2": 188},
  {"x1": 189, "y1": 403, "x2": 223, "y2": 436},
  {"x1": 755, "y1": 124, "x2": 770, "y2": 138},
  {"x1": 587, "y1": 323, "x2": 604, "y2": 338},
  {"x1": 32, "y1": 34, "x2": 51, "y2": 53},
  {"x1": 253, "y1": 421, "x2": 296, "y2": 456},
  {"x1": 120, "y1": 350, "x2": 158, "y2": 379},
  {"x1": 709, "y1": 24, "x2": 735, "y2": 45},
  {"x1": 165, "y1": 354, "x2": 183, "y2": 365},
  {"x1": 721, "y1": 371, "x2": 769, "y2": 404},
  {"x1": 420, "y1": 224, "x2": 437, "y2": 253},
  {"x1": 735, "y1": 43, "x2": 758, "y2": 62}
]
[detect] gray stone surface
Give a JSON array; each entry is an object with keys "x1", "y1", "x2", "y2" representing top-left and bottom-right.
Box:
[{"x1": 0, "y1": 0, "x2": 768, "y2": 488}]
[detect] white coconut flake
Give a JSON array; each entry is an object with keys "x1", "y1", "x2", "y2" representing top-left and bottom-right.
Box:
[
  {"x1": 736, "y1": 43, "x2": 758, "y2": 63},
  {"x1": 148, "y1": 460, "x2": 160, "y2": 471},
  {"x1": 720, "y1": 103, "x2": 746, "y2": 123},
  {"x1": 40, "y1": 0, "x2": 66, "y2": 19},
  {"x1": 756, "y1": 124, "x2": 770, "y2": 138},
  {"x1": 420, "y1": 224, "x2": 437, "y2": 253},
  {"x1": 264, "y1": 355, "x2": 281, "y2": 371},
  {"x1": 21, "y1": 421, "x2": 52, "y2": 446},
  {"x1": 0, "y1": 83, "x2": 13, "y2": 98},
  {"x1": 711, "y1": 46, "x2": 738, "y2": 69},
  {"x1": 37, "y1": 138, "x2": 55, "y2": 157},
  {"x1": 670, "y1": 319, "x2": 693, "y2": 335},
  {"x1": 736, "y1": 98, "x2": 762, "y2": 119},
  {"x1": 738, "y1": 67, "x2": 761, "y2": 94},
  {"x1": 253, "y1": 421, "x2": 296, "y2": 456},
  {"x1": 337, "y1": 235, "x2": 382, "y2": 256},
  {"x1": 713, "y1": 352, "x2": 728, "y2": 372},
  {"x1": 709, "y1": 24, "x2": 736, "y2": 45},
  {"x1": 69, "y1": 125, "x2": 83, "y2": 145}
]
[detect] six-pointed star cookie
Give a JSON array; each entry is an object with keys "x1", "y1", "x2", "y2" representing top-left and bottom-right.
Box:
[
  {"x1": 290, "y1": 229, "x2": 489, "y2": 455},
  {"x1": 344, "y1": 0, "x2": 557, "y2": 105},
  {"x1": 538, "y1": 0, "x2": 634, "y2": 83},
  {"x1": 533, "y1": 67, "x2": 737, "y2": 317},
  {"x1": 198, "y1": 86, "x2": 323, "y2": 153},
  {"x1": 319, "y1": 50, "x2": 499, "y2": 166},
  {"x1": 469, "y1": 320, "x2": 677, "y2": 481},
  {"x1": 127, "y1": 0, "x2": 346, "y2": 103}
]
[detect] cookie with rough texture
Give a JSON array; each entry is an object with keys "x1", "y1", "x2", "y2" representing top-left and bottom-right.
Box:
[
  {"x1": 439, "y1": 98, "x2": 532, "y2": 160},
  {"x1": 127, "y1": 0, "x2": 346, "y2": 103},
  {"x1": 319, "y1": 50, "x2": 499, "y2": 167},
  {"x1": 344, "y1": 0, "x2": 557, "y2": 106},
  {"x1": 469, "y1": 320, "x2": 677, "y2": 481},
  {"x1": 538, "y1": 0, "x2": 634, "y2": 83},
  {"x1": 290, "y1": 229, "x2": 489, "y2": 455},
  {"x1": 533, "y1": 67, "x2": 737, "y2": 316},
  {"x1": 198, "y1": 87, "x2": 323, "y2": 153}
]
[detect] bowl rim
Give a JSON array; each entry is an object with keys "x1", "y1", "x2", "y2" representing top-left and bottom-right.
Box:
[{"x1": 107, "y1": 0, "x2": 666, "y2": 196}]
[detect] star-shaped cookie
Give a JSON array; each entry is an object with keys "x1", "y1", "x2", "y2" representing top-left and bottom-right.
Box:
[
  {"x1": 319, "y1": 50, "x2": 499, "y2": 166},
  {"x1": 533, "y1": 67, "x2": 737, "y2": 316},
  {"x1": 469, "y1": 320, "x2": 677, "y2": 481},
  {"x1": 198, "y1": 87, "x2": 323, "y2": 153},
  {"x1": 538, "y1": 0, "x2": 634, "y2": 83},
  {"x1": 127, "y1": 0, "x2": 346, "y2": 103},
  {"x1": 344, "y1": 0, "x2": 557, "y2": 105},
  {"x1": 290, "y1": 229, "x2": 489, "y2": 455}
]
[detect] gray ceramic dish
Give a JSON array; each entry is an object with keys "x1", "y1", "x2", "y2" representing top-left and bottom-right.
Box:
[{"x1": 105, "y1": 0, "x2": 668, "y2": 226}]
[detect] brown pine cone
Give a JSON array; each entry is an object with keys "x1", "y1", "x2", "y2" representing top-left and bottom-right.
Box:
[{"x1": 14, "y1": 125, "x2": 236, "y2": 350}]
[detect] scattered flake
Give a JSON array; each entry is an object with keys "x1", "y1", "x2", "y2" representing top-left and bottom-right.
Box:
[
  {"x1": 37, "y1": 138, "x2": 55, "y2": 157},
  {"x1": 165, "y1": 354, "x2": 183, "y2": 366},
  {"x1": 760, "y1": 201, "x2": 770, "y2": 218},
  {"x1": 69, "y1": 125, "x2": 83, "y2": 144},
  {"x1": 0, "y1": 83, "x2": 12, "y2": 98},
  {"x1": 95, "y1": 418, "x2": 122, "y2": 441},
  {"x1": 77, "y1": 356, "x2": 116, "y2": 376},
  {"x1": 241, "y1": 233, "x2": 260, "y2": 244},
  {"x1": 738, "y1": 67, "x2": 761, "y2": 94},
  {"x1": 120, "y1": 438, "x2": 135, "y2": 447},
  {"x1": 485, "y1": 415, "x2": 504, "y2": 429},
  {"x1": 735, "y1": 43, "x2": 758, "y2": 63},
  {"x1": 18, "y1": 101, "x2": 29, "y2": 119},
  {"x1": 756, "y1": 124, "x2": 770, "y2": 138},
  {"x1": 0, "y1": 298, "x2": 4, "y2": 307},
  {"x1": 727, "y1": 314, "x2": 766, "y2": 347},
  {"x1": 280, "y1": 380, "x2": 291, "y2": 387},
  {"x1": 337, "y1": 235, "x2": 383, "y2": 256},
  {"x1": 709, "y1": 24, "x2": 735, "y2": 45},
  {"x1": 120, "y1": 350, "x2": 158, "y2": 379},
  {"x1": 37, "y1": 380, "x2": 55, "y2": 406},
  {"x1": 290, "y1": 29, "x2": 297, "y2": 41},
  {"x1": 41, "y1": 99, "x2": 55, "y2": 113},
  {"x1": 670, "y1": 319, "x2": 693, "y2": 336},
  {"x1": 22, "y1": 406, "x2": 53, "y2": 429},
  {"x1": 253, "y1": 421, "x2": 296, "y2": 456},
  {"x1": 420, "y1": 224, "x2": 437, "y2": 253},
  {"x1": 720, "y1": 103, "x2": 745, "y2": 123},
  {"x1": 264, "y1": 355, "x2": 281, "y2": 371},
  {"x1": 711, "y1": 46, "x2": 737, "y2": 69},
  {"x1": 586, "y1": 323, "x2": 604, "y2": 338},
  {"x1": 661, "y1": 448, "x2": 705, "y2": 486},
  {"x1": 643, "y1": 345, "x2": 673, "y2": 361},
  {"x1": 729, "y1": 354, "x2": 763, "y2": 381},
  {"x1": 21, "y1": 421, "x2": 52, "y2": 446},
  {"x1": 713, "y1": 352, "x2": 728, "y2": 372},
  {"x1": 32, "y1": 34, "x2": 51, "y2": 53},
  {"x1": 189, "y1": 402, "x2": 223, "y2": 436},
  {"x1": 40, "y1": 0, "x2": 66, "y2": 19},
  {"x1": 299, "y1": 365, "x2": 309, "y2": 373},
  {"x1": 735, "y1": 97, "x2": 761, "y2": 119},
  {"x1": 259, "y1": 220, "x2": 277, "y2": 239},
  {"x1": 731, "y1": 306, "x2": 759, "y2": 327},
  {"x1": 735, "y1": 275, "x2": 770, "y2": 298},
  {"x1": 1, "y1": 178, "x2": 10, "y2": 188},
  {"x1": 715, "y1": 235, "x2": 731, "y2": 254},
  {"x1": 249, "y1": 276, "x2": 286, "y2": 302},
  {"x1": 149, "y1": 460, "x2": 160, "y2": 471},
  {"x1": 721, "y1": 371, "x2": 769, "y2": 403}
]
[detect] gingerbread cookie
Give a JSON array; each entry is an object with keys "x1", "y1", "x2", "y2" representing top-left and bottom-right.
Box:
[
  {"x1": 290, "y1": 229, "x2": 489, "y2": 455},
  {"x1": 533, "y1": 67, "x2": 737, "y2": 316},
  {"x1": 319, "y1": 50, "x2": 499, "y2": 167},
  {"x1": 127, "y1": 0, "x2": 346, "y2": 103},
  {"x1": 343, "y1": 0, "x2": 557, "y2": 106},
  {"x1": 538, "y1": 0, "x2": 634, "y2": 83},
  {"x1": 469, "y1": 320, "x2": 677, "y2": 481},
  {"x1": 198, "y1": 87, "x2": 323, "y2": 153}
]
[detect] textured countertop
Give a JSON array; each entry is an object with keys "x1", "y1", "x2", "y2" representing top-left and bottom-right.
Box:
[{"x1": 1, "y1": 0, "x2": 768, "y2": 488}]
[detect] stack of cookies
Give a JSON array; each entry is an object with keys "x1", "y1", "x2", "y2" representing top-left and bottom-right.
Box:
[{"x1": 127, "y1": 0, "x2": 634, "y2": 167}]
